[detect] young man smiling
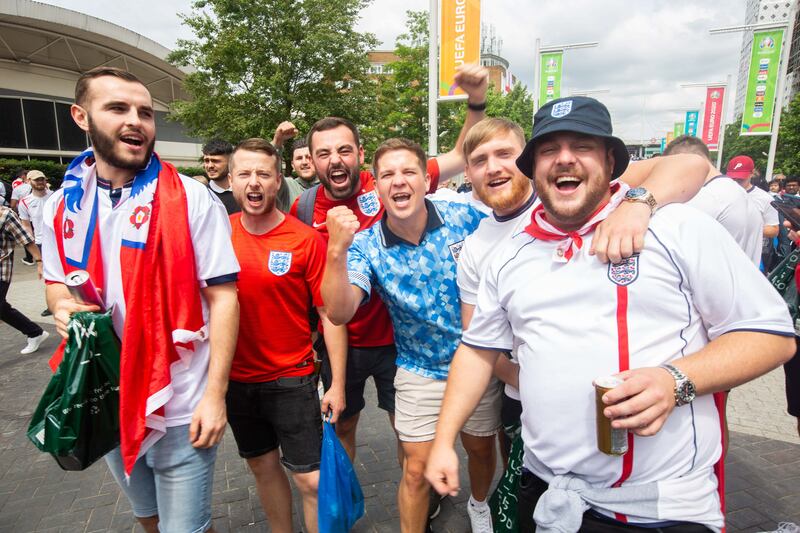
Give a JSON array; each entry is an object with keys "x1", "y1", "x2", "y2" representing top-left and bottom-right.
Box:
[
  {"x1": 42, "y1": 67, "x2": 240, "y2": 533},
  {"x1": 321, "y1": 138, "x2": 488, "y2": 533},
  {"x1": 426, "y1": 96, "x2": 794, "y2": 532}
]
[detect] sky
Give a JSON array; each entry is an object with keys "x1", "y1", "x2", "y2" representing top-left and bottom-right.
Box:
[{"x1": 40, "y1": 0, "x2": 748, "y2": 142}]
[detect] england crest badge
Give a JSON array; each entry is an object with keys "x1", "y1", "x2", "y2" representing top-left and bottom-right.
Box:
[
  {"x1": 608, "y1": 254, "x2": 639, "y2": 286},
  {"x1": 448, "y1": 240, "x2": 464, "y2": 262},
  {"x1": 268, "y1": 251, "x2": 292, "y2": 276},
  {"x1": 357, "y1": 191, "x2": 380, "y2": 216},
  {"x1": 551, "y1": 100, "x2": 573, "y2": 118}
]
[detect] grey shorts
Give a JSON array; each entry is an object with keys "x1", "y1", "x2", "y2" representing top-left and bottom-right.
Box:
[{"x1": 393, "y1": 367, "x2": 502, "y2": 442}]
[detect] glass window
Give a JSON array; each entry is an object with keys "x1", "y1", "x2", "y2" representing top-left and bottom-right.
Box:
[
  {"x1": 0, "y1": 98, "x2": 26, "y2": 148},
  {"x1": 56, "y1": 103, "x2": 87, "y2": 151},
  {"x1": 23, "y1": 99, "x2": 59, "y2": 150}
]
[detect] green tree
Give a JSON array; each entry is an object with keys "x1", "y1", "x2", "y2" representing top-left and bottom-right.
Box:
[
  {"x1": 719, "y1": 118, "x2": 769, "y2": 172},
  {"x1": 366, "y1": 10, "x2": 534, "y2": 156},
  {"x1": 168, "y1": 0, "x2": 379, "y2": 142},
  {"x1": 776, "y1": 93, "x2": 800, "y2": 176}
]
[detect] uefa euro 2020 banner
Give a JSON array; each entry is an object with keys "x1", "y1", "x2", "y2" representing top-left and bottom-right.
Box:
[
  {"x1": 439, "y1": 0, "x2": 480, "y2": 99},
  {"x1": 684, "y1": 110, "x2": 699, "y2": 137},
  {"x1": 741, "y1": 29, "x2": 785, "y2": 135},
  {"x1": 539, "y1": 52, "x2": 563, "y2": 107},
  {"x1": 701, "y1": 86, "x2": 725, "y2": 150}
]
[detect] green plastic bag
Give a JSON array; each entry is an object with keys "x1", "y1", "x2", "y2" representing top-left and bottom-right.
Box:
[
  {"x1": 490, "y1": 425, "x2": 524, "y2": 533},
  {"x1": 27, "y1": 311, "x2": 121, "y2": 471}
]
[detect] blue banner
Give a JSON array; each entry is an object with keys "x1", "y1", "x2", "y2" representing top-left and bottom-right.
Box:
[{"x1": 685, "y1": 110, "x2": 699, "y2": 137}]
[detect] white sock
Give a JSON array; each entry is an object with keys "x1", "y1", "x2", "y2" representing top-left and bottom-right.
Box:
[{"x1": 469, "y1": 495, "x2": 489, "y2": 509}]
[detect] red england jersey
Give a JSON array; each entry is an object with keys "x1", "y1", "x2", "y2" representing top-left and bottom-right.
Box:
[
  {"x1": 290, "y1": 159, "x2": 440, "y2": 347},
  {"x1": 229, "y1": 213, "x2": 327, "y2": 382}
]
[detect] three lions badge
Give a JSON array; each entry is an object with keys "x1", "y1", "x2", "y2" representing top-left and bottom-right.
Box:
[
  {"x1": 357, "y1": 191, "x2": 380, "y2": 216},
  {"x1": 608, "y1": 254, "x2": 639, "y2": 286},
  {"x1": 268, "y1": 251, "x2": 292, "y2": 276}
]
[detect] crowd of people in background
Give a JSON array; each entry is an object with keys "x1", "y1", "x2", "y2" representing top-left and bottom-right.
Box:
[{"x1": 0, "y1": 63, "x2": 797, "y2": 533}]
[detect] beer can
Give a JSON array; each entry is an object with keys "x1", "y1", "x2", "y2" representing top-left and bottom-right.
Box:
[
  {"x1": 65, "y1": 270, "x2": 104, "y2": 310},
  {"x1": 594, "y1": 376, "x2": 628, "y2": 456}
]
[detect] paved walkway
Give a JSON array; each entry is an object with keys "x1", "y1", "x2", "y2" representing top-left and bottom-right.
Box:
[{"x1": 0, "y1": 257, "x2": 798, "y2": 532}]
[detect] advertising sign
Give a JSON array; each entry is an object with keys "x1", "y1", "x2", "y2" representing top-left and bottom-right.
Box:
[
  {"x1": 539, "y1": 51, "x2": 563, "y2": 107},
  {"x1": 741, "y1": 29, "x2": 784, "y2": 135},
  {"x1": 440, "y1": 0, "x2": 481, "y2": 99},
  {"x1": 701, "y1": 86, "x2": 725, "y2": 149}
]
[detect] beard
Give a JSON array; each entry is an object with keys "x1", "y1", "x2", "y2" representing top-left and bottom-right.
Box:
[
  {"x1": 320, "y1": 161, "x2": 360, "y2": 200},
  {"x1": 535, "y1": 171, "x2": 610, "y2": 231},
  {"x1": 474, "y1": 174, "x2": 531, "y2": 213},
  {"x1": 88, "y1": 116, "x2": 154, "y2": 171}
]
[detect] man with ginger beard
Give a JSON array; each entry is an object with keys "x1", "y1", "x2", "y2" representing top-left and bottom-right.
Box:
[
  {"x1": 41, "y1": 67, "x2": 240, "y2": 533},
  {"x1": 226, "y1": 138, "x2": 347, "y2": 533}
]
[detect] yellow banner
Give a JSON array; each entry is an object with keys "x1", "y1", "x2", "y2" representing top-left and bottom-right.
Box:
[
  {"x1": 439, "y1": 0, "x2": 481, "y2": 99},
  {"x1": 666, "y1": 131, "x2": 674, "y2": 146}
]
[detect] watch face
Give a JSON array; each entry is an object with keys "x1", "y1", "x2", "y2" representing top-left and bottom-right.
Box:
[
  {"x1": 676, "y1": 380, "x2": 696, "y2": 405},
  {"x1": 626, "y1": 187, "x2": 647, "y2": 199}
]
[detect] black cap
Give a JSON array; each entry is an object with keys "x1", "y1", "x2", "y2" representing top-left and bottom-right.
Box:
[{"x1": 516, "y1": 96, "x2": 629, "y2": 179}]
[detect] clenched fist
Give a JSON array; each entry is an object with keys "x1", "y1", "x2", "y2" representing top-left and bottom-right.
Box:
[
  {"x1": 326, "y1": 206, "x2": 360, "y2": 253},
  {"x1": 454, "y1": 64, "x2": 489, "y2": 105},
  {"x1": 272, "y1": 121, "x2": 299, "y2": 148}
]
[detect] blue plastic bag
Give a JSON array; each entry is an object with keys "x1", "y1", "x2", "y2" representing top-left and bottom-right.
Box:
[{"x1": 318, "y1": 420, "x2": 364, "y2": 533}]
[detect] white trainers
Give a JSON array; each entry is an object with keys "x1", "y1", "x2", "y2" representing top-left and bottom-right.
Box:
[
  {"x1": 467, "y1": 496, "x2": 493, "y2": 533},
  {"x1": 21, "y1": 331, "x2": 49, "y2": 354}
]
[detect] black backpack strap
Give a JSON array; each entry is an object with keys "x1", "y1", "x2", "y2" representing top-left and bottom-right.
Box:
[{"x1": 296, "y1": 183, "x2": 321, "y2": 226}]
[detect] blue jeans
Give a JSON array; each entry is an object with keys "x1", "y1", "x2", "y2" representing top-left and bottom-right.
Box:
[{"x1": 104, "y1": 424, "x2": 217, "y2": 533}]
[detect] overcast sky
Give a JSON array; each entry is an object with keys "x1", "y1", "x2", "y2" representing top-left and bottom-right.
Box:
[{"x1": 41, "y1": 0, "x2": 747, "y2": 141}]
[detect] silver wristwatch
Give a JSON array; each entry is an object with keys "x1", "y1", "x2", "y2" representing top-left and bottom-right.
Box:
[
  {"x1": 624, "y1": 187, "x2": 658, "y2": 215},
  {"x1": 659, "y1": 363, "x2": 696, "y2": 406}
]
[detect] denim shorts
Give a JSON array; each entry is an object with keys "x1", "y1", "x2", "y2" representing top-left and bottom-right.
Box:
[
  {"x1": 104, "y1": 424, "x2": 216, "y2": 533},
  {"x1": 226, "y1": 374, "x2": 322, "y2": 472}
]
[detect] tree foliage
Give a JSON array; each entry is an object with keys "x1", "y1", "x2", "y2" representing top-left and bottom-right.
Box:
[
  {"x1": 168, "y1": 0, "x2": 379, "y2": 142},
  {"x1": 364, "y1": 10, "x2": 535, "y2": 156}
]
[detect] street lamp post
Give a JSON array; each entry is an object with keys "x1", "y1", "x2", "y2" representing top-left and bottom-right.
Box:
[{"x1": 427, "y1": 0, "x2": 439, "y2": 156}]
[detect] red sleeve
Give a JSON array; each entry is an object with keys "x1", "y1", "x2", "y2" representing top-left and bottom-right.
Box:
[
  {"x1": 289, "y1": 196, "x2": 299, "y2": 217},
  {"x1": 304, "y1": 229, "x2": 328, "y2": 308},
  {"x1": 427, "y1": 158, "x2": 440, "y2": 193}
]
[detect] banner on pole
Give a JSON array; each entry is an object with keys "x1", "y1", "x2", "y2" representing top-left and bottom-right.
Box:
[
  {"x1": 684, "y1": 110, "x2": 699, "y2": 137},
  {"x1": 741, "y1": 28, "x2": 784, "y2": 135},
  {"x1": 439, "y1": 0, "x2": 481, "y2": 99},
  {"x1": 660, "y1": 137, "x2": 666, "y2": 153},
  {"x1": 674, "y1": 122, "x2": 684, "y2": 138},
  {"x1": 666, "y1": 131, "x2": 674, "y2": 146},
  {"x1": 539, "y1": 51, "x2": 563, "y2": 106},
  {"x1": 701, "y1": 86, "x2": 725, "y2": 150}
]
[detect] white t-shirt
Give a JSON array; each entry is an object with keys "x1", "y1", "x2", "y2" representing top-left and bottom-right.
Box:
[
  {"x1": 428, "y1": 187, "x2": 492, "y2": 214},
  {"x1": 746, "y1": 183, "x2": 780, "y2": 227},
  {"x1": 42, "y1": 175, "x2": 240, "y2": 427},
  {"x1": 463, "y1": 203, "x2": 793, "y2": 528},
  {"x1": 457, "y1": 193, "x2": 538, "y2": 400},
  {"x1": 11, "y1": 183, "x2": 31, "y2": 202},
  {"x1": 688, "y1": 176, "x2": 762, "y2": 265},
  {"x1": 18, "y1": 190, "x2": 54, "y2": 244}
]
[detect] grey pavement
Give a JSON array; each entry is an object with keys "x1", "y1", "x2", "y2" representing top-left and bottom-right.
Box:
[{"x1": 1, "y1": 253, "x2": 799, "y2": 532}]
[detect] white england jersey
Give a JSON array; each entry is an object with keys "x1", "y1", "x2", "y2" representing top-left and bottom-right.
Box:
[
  {"x1": 463, "y1": 203, "x2": 793, "y2": 528},
  {"x1": 457, "y1": 193, "x2": 538, "y2": 400},
  {"x1": 746, "y1": 184, "x2": 779, "y2": 227},
  {"x1": 688, "y1": 176, "x2": 762, "y2": 265},
  {"x1": 42, "y1": 175, "x2": 240, "y2": 427}
]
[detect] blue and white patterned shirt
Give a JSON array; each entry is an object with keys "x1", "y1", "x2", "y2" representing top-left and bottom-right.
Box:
[{"x1": 347, "y1": 199, "x2": 486, "y2": 379}]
